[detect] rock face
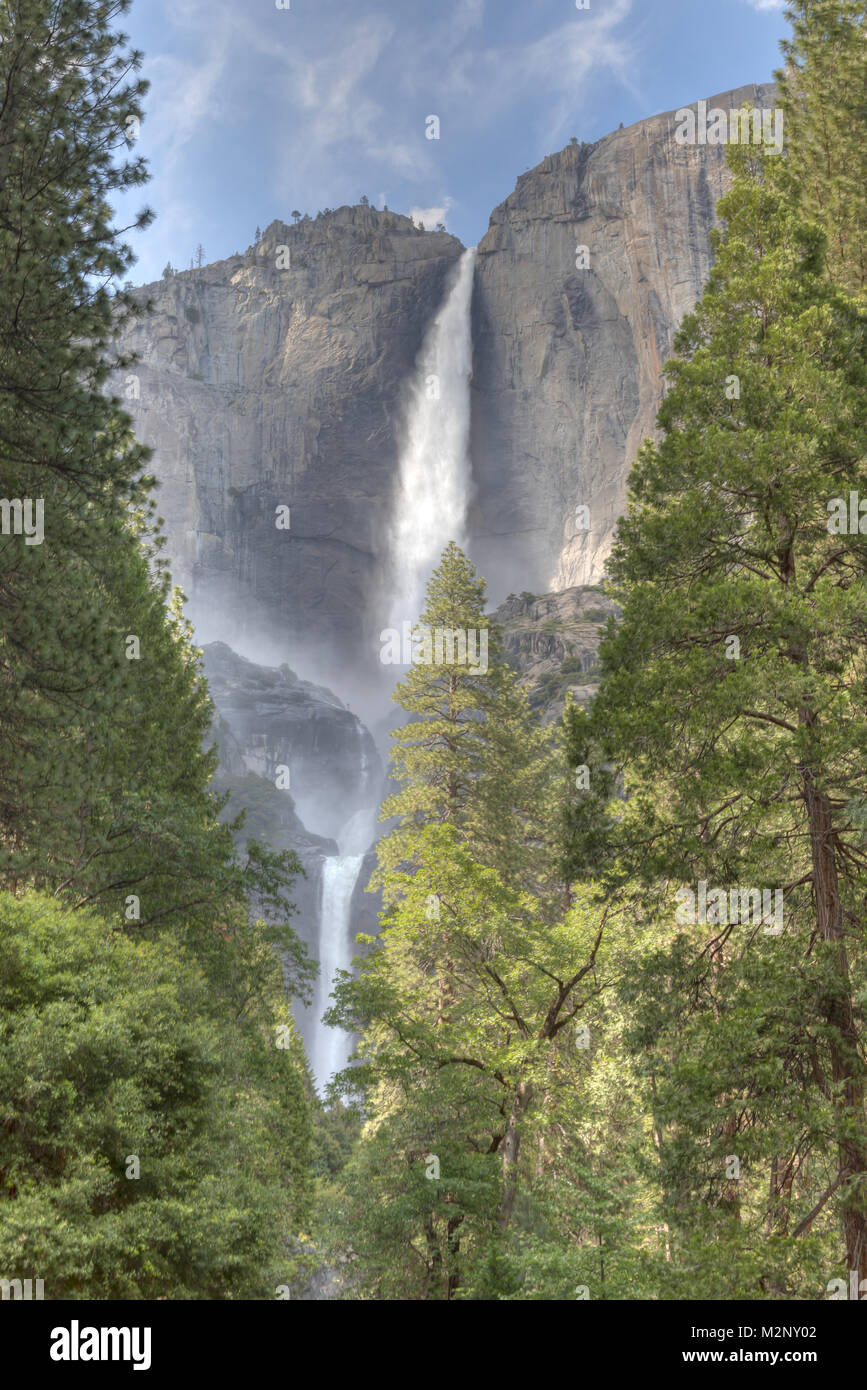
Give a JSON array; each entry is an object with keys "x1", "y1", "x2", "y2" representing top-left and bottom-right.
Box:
[
  {"x1": 118, "y1": 83, "x2": 774, "y2": 681},
  {"x1": 491, "y1": 587, "x2": 620, "y2": 723},
  {"x1": 202, "y1": 641, "x2": 384, "y2": 1061},
  {"x1": 469, "y1": 83, "x2": 776, "y2": 601},
  {"x1": 119, "y1": 210, "x2": 464, "y2": 689},
  {"x1": 203, "y1": 641, "x2": 381, "y2": 845}
]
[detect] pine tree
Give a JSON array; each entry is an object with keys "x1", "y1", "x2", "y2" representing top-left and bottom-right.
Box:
[
  {"x1": 330, "y1": 546, "x2": 622, "y2": 1295},
  {"x1": 376, "y1": 542, "x2": 560, "y2": 905},
  {"x1": 0, "y1": 0, "x2": 153, "y2": 886},
  {"x1": 0, "y1": 1, "x2": 319, "y2": 1302},
  {"x1": 592, "y1": 142, "x2": 867, "y2": 1288},
  {"x1": 776, "y1": 0, "x2": 867, "y2": 298}
]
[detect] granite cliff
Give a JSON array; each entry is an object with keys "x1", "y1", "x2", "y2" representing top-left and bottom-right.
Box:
[
  {"x1": 469, "y1": 82, "x2": 776, "y2": 599},
  {"x1": 202, "y1": 641, "x2": 384, "y2": 1070},
  {"x1": 491, "y1": 587, "x2": 620, "y2": 724},
  {"x1": 119, "y1": 209, "x2": 463, "y2": 694},
  {"x1": 118, "y1": 83, "x2": 774, "y2": 689}
]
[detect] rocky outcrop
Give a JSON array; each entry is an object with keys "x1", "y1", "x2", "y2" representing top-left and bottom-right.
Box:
[
  {"x1": 119, "y1": 83, "x2": 775, "y2": 684},
  {"x1": 469, "y1": 83, "x2": 776, "y2": 600},
  {"x1": 203, "y1": 641, "x2": 381, "y2": 844},
  {"x1": 202, "y1": 641, "x2": 384, "y2": 1059},
  {"x1": 119, "y1": 210, "x2": 464, "y2": 686},
  {"x1": 491, "y1": 587, "x2": 620, "y2": 723}
]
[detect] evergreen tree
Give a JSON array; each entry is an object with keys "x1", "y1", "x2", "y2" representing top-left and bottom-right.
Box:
[
  {"x1": 777, "y1": 1, "x2": 867, "y2": 298},
  {"x1": 0, "y1": 3, "x2": 316, "y2": 1299},
  {"x1": 0, "y1": 892, "x2": 313, "y2": 1299},
  {"x1": 0, "y1": 0, "x2": 153, "y2": 885},
  {"x1": 331, "y1": 823, "x2": 616, "y2": 1296},
  {"x1": 329, "y1": 547, "x2": 625, "y2": 1296},
  {"x1": 376, "y1": 542, "x2": 560, "y2": 905},
  {"x1": 592, "y1": 142, "x2": 867, "y2": 1288}
]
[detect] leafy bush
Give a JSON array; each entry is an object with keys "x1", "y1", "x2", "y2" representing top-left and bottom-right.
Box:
[{"x1": 0, "y1": 893, "x2": 312, "y2": 1300}]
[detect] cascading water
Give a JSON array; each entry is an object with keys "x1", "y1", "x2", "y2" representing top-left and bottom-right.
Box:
[
  {"x1": 387, "y1": 246, "x2": 477, "y2": 628},
  {"x1": 309, "y1": 724, "x2": 380, "y2": 1094},
  {"x1": 310, "y1": 852, "x2": 366, "y2": 1092},
  {"x1": 310, "y1": 250, "x2": 478, "y2": 1093}
]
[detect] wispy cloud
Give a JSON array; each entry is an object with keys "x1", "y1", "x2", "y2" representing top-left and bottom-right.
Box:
[
  {"x1": 410, "y1": 198, "x2": 455, "y2": 229},
  {"x1": 457, "y1": 0, "x2": 638, "y2": 145},
  {"x1": 115, "y1": 0, "x2": 655, "y2": 281}
]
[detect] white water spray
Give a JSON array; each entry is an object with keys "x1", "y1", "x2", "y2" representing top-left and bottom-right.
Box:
[
  {"x1": 310, "y1": 851, "x2": 366, "y2": 1092},
  {"x1": 308, "y1": 251, "x2": 478, "y2": 1092},
  {"x1": 309, "y1": 723, "x2": 379, "y2": 1093},
  {"x1": 387, "y1": 247, "x2": 477, "y2": 626}
]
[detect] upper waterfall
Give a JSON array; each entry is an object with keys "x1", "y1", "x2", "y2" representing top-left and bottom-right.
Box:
[{"x1": 387, "y1": 246, "x2": 477, "y2": 628}]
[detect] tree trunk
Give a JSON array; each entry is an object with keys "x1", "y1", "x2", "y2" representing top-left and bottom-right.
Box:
[
  {"x1": 423, "y1": 1213, "x2": 442, "y2": 1299},
  {"x1": 446, "y1": 1212, "x2": 463, "y2": 1299},
  {"x1": 802, "y1": 764, "x2": 867, "y2": 1285},
  {"x1": 498, "y1": 1078, "x2": 532, "y2": 1228},
  {"x1": 767, "y1": 1154, "x2": 794, "y2": 1236}
]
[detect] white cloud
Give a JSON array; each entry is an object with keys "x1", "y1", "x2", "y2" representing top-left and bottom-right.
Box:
[
  {"x1": 120, "y1": 0, "x2": 640, "y2": 279},
  {"x1": 409, "y1": 198, "x2": 455, "y2": 229},
  {"x1": 741, "y1": 0, "x2": 785, "y2": 10},
  {"x1": 439, "y1": 0, "x2": 639, "y2": 144}
]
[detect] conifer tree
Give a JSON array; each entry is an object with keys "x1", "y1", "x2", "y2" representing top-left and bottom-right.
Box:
[
  {"x1": 376, "y1": 542, "x2": 560, "y2": 906},
  {"x1": 776, "y1": 1, "x2": 867, "y2": 298},
  {"x1": 0, "y1": 0, "x2": 153, "y2": 880},
  {"x1": 592, "y1": 141, "x2": 867, "y2": 1288},
  {"x1": 330, "y1": 547, "x2": 621, "y2": 1295}
]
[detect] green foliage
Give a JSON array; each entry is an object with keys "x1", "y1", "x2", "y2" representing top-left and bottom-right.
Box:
[
  {"x1": 777, "y1": 1, "x2": 867, "y2": 298},
  {"x1": 0, "y1": 0, "x2": 316, "y2": 1300},
  {"x1": 0, "y1": 892, "x2": 312, "y2": 1299},
  {"x1": 376, "y1": 542, "x2": 561, "y2": 904},
  {"x1": 325, "y1": 549, "x2": 635, "y2": 1298},
  {"x1": 591, "y1": 134, "x2": 867, "y2": 1288}
]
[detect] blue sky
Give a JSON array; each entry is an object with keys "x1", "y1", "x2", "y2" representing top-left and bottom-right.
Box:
[{"x1": 114, "y1": 0, "x2": 791, "y2": 287}]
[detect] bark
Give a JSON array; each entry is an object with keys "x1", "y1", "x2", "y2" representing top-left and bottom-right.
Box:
[
  {"x1": 802, "y1": 761, "x2": 867, "y2": 1284},
  {"x1": 711, "y1": 947, "x2": 741, "y2": 1218},
  {"x1": 498, "y1": 1078, "x2": 532, "y2": 1228},
  {"x1": 423, "y1": 1214, "x2": 442, "y2": 1299},
  {"x1": 446, "y1": 1212, "x2": 463, "y2": 1299},
  {"x1": 767, "y1": 1154, "x2": 795, "y2": 1236},
  {"x1": 649, "y1": 1070, "x2": 672, "y2": 1261}
]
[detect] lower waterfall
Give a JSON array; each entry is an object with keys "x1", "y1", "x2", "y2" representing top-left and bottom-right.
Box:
[
  {"x1": 310, "y1": 852, "x2": 366, "y2": 1093},
  {"x1": 309, "y1": 250, "x2": 478, "y2": 1093}
]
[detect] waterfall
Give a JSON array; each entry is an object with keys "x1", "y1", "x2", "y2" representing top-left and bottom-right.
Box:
[
  {"x1": 309, "y1": 720, "x2": 379, "y2": 1094},
  {"x1": 310, "y1": 852, "x2": 366, "y2": 1092},
  {"x1": 307, "y1": 251, "x2": 478, "y2": 1093},
  {"x1": 387, "y1": 246, "x2": 477, "y2": 627}
]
